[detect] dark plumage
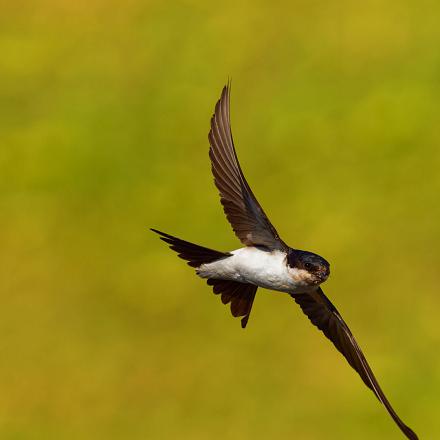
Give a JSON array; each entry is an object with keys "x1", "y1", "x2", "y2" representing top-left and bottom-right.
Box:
[
  {"x1": 208, "y1": 85, "x2": 288, "y2": 251},
  {"x1": 151, "y1": 84, "x2": 418, "y2": 440}
]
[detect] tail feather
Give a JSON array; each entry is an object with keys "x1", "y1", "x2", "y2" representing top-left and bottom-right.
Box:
[
  {"x1": 151, "y1": 228, "x2": 256, "y2": 328},
  {"x1": 151, "y1": 229, "x2": 231, "y2": 267}
]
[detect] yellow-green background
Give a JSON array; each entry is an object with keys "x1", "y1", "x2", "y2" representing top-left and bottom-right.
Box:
[{"x1": 1, "y1": 1, "x2": 439, "y2": 439}]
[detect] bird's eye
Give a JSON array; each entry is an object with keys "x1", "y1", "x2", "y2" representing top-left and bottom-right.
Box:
[{"x1": 304, "y1": 262, "x2": 313, "y2": 271}]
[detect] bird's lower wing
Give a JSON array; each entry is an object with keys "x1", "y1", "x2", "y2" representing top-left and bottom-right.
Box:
[
  {"x1": 291, "y1": 288, "x2": 417, "y2": 440},
  {"x1": 207, "y1": 278, "x2": 257, "y2": 328}
]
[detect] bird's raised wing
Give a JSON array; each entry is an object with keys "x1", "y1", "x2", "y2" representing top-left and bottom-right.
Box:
[
  {"x1": 292, "y1": 288, "x2": 418, "y2": 440},
  {"x1": 208, "y1": 85, "x2": 287, "y2": 251}
]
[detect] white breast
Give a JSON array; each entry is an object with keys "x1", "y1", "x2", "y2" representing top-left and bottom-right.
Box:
[{"x1": 197, "y1": 247, "x2": 314, "y2": 293}]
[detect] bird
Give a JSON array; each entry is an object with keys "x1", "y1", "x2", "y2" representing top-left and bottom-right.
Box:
[{"x1": 151, "y1": 84, "x2": 418, "y2": 440}]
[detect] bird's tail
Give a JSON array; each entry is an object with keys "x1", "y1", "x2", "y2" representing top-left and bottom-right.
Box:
[{"x1": 150, "y1": 229, "x2": 231, "y2": 268}]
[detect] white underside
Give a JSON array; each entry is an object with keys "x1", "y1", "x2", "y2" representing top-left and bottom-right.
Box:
[{"x1": 197, "y1": 247, "x2": 317, "y2": 294}]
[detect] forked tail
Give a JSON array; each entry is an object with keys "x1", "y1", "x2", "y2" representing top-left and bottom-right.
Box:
[
  {"x1": 151, "y1": 228, "x2": 257, "y2": 328},
  {"x1": 150, "y1": 229, "x2": 231, "y2": 268}
]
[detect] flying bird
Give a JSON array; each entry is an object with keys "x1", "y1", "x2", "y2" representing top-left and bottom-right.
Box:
[{"x1": 151, "y1": 85, "x2": 418, "y2": 440}]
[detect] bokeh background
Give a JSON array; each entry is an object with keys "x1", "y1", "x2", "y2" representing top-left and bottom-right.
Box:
[{"x1": 1, "y1": 1, "x2": 439, "y2": 439}]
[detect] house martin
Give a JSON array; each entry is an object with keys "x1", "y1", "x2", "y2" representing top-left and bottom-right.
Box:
[{"x1": 151, "y1": 85, "x2": 418, "y2": 440}]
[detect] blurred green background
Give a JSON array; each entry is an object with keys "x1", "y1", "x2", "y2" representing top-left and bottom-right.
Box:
[{"x1": 1, "y1": 1, "x2": 439, "y2": 439}]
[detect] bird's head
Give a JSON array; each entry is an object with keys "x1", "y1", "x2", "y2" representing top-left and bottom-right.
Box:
[{"x1": 287, "y1": 249, "x2": 330, "y2": 286}]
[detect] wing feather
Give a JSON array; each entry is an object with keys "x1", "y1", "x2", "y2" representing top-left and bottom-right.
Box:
[
  {"x1": 292, "y1": 288, "x2": 418, "y2": 440},
  {"x1": 207, "y1": 278, "x2": 257, "y2": 328},
  {"x1": 208, "y1": 84, "x2": 287, "y2": 251}
]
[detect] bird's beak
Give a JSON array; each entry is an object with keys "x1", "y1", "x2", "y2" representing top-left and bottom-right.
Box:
[{"x1": 317, "y1": 269, "x2": 330, "y2": 282}]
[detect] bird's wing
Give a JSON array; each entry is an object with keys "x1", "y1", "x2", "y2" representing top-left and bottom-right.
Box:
[
  {"x1": 208, "y1": 84, "x2": 288, "y2": 251},
  {"x1": 291, "y1": 288, "x2": 418, "y2": 440},
  {"x1": 206, "y1": 278, "x2": 257, "y2": 328}
]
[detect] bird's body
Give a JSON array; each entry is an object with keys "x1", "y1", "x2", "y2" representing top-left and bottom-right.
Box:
[
  {"x1": 197, "y1": 247, "x2": 317, "y2": 293},
  {"x1": 151, "y1": 84, "x2": 418, "y2": 440}
]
